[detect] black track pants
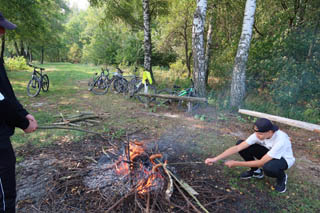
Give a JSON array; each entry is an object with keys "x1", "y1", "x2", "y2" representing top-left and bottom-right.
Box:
[
  {"x1": 0, "y1": 139, "x2": 16, "y2": 213},
  {"x1": 236, "y1": 140, "x2": 288, "y2": 180}
]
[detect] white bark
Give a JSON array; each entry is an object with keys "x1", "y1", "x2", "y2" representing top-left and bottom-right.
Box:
[
  {"x1": 142, "y1": 0, "x2": 152, "y2": 75},
  {"x1": 230, "y1": 0, "x2": 256, "y2": 108},
  {"x1": 192, "y1": 0, "x2": 207, "y2": 97}
]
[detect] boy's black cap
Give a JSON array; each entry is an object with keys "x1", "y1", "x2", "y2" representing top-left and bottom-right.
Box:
[
  {"x1": 254, "y1": 118, "x2": 279, "y2": 132},
  {"x1": 0, "y1": 12, "x2": 17, "y2": 30}
]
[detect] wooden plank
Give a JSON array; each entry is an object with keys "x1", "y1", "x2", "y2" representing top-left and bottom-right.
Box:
[
  {"x1": 238, "y1": 109, "x2": 320, "y2": 133},
  {"x1": 137, "y1": 93, "x2": 207, "y2": 102}
]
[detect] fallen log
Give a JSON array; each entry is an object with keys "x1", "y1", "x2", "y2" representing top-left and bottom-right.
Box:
[
  {"x1": 137, "y1": 93, "x2": 207, "y2": 102},
  {"x1": 238, "y1": 109, "x2": 320, "y2": 133}
]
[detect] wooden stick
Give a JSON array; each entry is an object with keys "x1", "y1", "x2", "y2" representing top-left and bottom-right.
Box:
[
  {"x1": 137, "y1": 93, "x2": 207, "y2": 102},
  {"x1": 155, "y1": 160, "x2": 208, "y2": 213},
  {"x1": 37, "y1": 126, "x2": 100, "y2": 135},
  {"x1": 173, "y1": 182, "x2": 202, "y2": 213},
  {"x1": 105, "y1": 190, "x2": 135, "y2": 213},
  {"x1": 238, "y1": 109, "x2": 320, "y2": 133},
  {"x1": 67, "y1": 115, "x2": 99, "y2": 123}
]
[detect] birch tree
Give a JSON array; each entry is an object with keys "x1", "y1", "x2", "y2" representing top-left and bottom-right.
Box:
[
  {"x1": 192, "y1": 0, "x2": 207, "y2": 97},
  {"x1": 142, "y1": 0, "x2": 154, "y2": 80},
  {"x1": 230, "y1": 0, "x2": 256, "y2": 108}
]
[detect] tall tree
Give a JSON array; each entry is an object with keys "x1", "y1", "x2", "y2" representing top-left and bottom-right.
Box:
[
  {"x1": 142, "y1": 0, "x2": 153, "y2": 79},
  {"x1": 230, "y1": 0, "x2": 256, "y2": 108},
  {"x1": 204, "y1": 16, "x2": 213, "y2": 86},
  {"x1": 192, "y1": 0, "x2": 207, "y2": 97}
]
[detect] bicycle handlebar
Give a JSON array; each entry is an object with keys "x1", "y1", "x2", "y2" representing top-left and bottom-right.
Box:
[{"x1": 28, "y1": 63, "x2": 45, "y2": 70}]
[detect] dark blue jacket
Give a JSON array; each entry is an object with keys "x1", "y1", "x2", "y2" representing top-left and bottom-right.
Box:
[{"x1": 0, "y1": 58, "x2": 29, "y2": 144}]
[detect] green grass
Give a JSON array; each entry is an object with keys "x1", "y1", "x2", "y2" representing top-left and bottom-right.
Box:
[{"x1": 8, "y1": 62, "x2": 99, "y2": 148}]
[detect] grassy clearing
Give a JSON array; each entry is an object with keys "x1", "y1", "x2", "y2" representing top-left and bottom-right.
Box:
[{"x1": 7, "y1": 62, "x2": 320, "y2": 212}]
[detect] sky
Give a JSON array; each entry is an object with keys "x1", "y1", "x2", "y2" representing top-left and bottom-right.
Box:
[{"x1": 68, "y1": 0, "x2": 89, "y2": 10}]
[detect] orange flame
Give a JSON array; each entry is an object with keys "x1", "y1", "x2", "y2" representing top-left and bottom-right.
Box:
[{"x1": 113, "y1": 142, "x2": 164, "y2": 195}]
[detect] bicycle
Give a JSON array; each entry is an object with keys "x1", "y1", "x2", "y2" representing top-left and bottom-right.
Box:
[
  {"x1": 128, "y1": 68, "x2": 157, "y2": 104},
  {"x1": 27, "y1": 63, "x2": 49, "y2": 97},
  {"x1": 89, "y1": 67, "x2": 128, "y2": 95},
  {"x1": 113, "y1": 67, "x2": 129, "y2": 94},
  {"x1": 157, "y1": 79, "x2": 203, "y2": 110}
]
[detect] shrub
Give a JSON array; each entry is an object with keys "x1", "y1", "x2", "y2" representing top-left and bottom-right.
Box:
[{"x1": 4, "y1": 56, "x2": 30, "y2": 71}]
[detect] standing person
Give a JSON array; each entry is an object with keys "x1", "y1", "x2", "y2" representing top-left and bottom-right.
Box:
[
  {"x1": 205, "y1": 118, "x2": 295, "y2": 193},
  {"x1": 0, "y1": 12, "x2": 38, "y2": 213}
]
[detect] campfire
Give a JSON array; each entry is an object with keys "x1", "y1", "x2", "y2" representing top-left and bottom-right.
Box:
[
  {"x1": 83, "y1": 140, "x2": 216, "y2": 212},
  {"x1": 113, "y1": 142, "x2": 165, "y2": 195}
]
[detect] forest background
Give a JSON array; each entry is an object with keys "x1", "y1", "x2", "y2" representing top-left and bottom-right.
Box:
[{"x1": 0, "y1": 0, "x2": 319, "y2": 123}]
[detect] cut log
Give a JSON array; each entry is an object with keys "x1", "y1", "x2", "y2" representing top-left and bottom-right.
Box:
[
  {"x1": 239, "y1": 109, "x2": 320, "y2": 133},
  {"x1": 137, "y1": 93, "x2": 207, "y2": 102}
]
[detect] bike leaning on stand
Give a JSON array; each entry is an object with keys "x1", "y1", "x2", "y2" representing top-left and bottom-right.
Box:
[
  {"x1": 27, "y1": 63, "x2": 49, "y2": 97},
  {"x1": 89, "y1": 67, "x2": 128, "y2": 95},
  {"x1": 128, "y1": 68, "x2": 157, "y2": 104}
]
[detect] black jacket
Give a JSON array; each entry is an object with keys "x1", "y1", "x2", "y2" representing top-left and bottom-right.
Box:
[{"x1": 0, "y1": 58, "x2": 29, "y2": 141}]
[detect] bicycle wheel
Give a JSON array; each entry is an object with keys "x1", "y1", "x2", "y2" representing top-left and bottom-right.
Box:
[
  {"x1": 113, "y1": 78, "x2": 128, "y2": 93},
  {"x1": 27, "y1": 76, "x2": 41, "y2": 97},
  {"x1": 156, "y1": 88, "x2": 173, "y2": 105},
  {"x1": 41, "y1": 74, "x2": 49, "y2": 92},
  {"x1": 136, "y1": 84, "x2": 157, "y2": 104},
  {"x1": 128, "y1": 78, "x2": 141, "y2": 97},
  {"x1": 91, "y1": 77, "x2": 109, "y2": 95},
  {"x1": 178, "y1": 90, "x2": 204, "y2": 111}
]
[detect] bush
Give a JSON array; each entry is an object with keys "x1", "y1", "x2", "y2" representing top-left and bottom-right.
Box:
[{"x1": 4, "y1": 56, "x2": 30, "y2": 71}]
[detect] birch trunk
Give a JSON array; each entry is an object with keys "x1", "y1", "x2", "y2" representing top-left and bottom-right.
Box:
[
  {"x1": 142, "y1": 0, "x2": 154, "y2": 81},
  {"x1": 192, "y1": 0, "x2": 207, "y2": 97},
  {"x1": 205, "y1": 16, "x2": 214, "y2": 86},
  {"x1": 230, "y1": 0, "x2": 256, "y2": 108}
]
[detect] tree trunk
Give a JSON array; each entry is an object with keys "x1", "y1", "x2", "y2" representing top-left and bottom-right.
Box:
[
  {"x1": 205, "y1": 16, "x2": 214, "y2": 87},
  {"x1": 192, "y1": 0, "x2": 207, "y2": 97},
  {"x1": 1, "y1": 36, "x2": 5, "y2": 60},
  {"x1": 307, "y1": 14, "x2": 320, "y2": 60},
  {"x1": 142, "y1": 0, "x2": 155, "y2": 82},
  {"x1": 41, "y1": 46, "x2": 44, "y2": 64},
  {"x1": 230, "y1": 0, "x2": 256, "y2": 109},
  {"x1": 14, "y1": 41, "x2": 20, "y2": 56},
  {"x1": 29, "y1": 48, "x2": 33, "y2": 62},
  {"x1": 183, "y1": 20, "x2": 192, "y2": 78},
  {"x1": 20, "y1": 40, "x2": 26, "y2": 58}
]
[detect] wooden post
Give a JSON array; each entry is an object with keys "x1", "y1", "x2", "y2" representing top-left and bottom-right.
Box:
[{"x1": 239, "y1": 109, "x2": 320, "y2": 133}]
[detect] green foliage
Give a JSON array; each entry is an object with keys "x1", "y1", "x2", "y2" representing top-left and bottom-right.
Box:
[
  {"x1": 68, "y1": 43, "x2": 82, "y2": 63},
  {"x1": 115, "y1": 32, "x2": 144, "y2": 65},
  {"x1": 4, "y1": 57, "x2": 30, "y2": 72},
  {"x1": 169, "y1": 60, "x2": 188, "y2": 77}
]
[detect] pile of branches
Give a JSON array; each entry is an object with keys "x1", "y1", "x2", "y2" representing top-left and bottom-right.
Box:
[
  {"x1": 51, "y1": 112, "x2": 101, "y2": 127},
  {"x1": 37, "y1": 112, "x2": 104, "y2": 135},
  {"x1": 17, "y1": 134, "x2": 237, "y2": 212}
]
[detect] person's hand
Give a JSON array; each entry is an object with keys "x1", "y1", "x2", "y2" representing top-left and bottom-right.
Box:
[
  {"x1": 205, "y1": 157, "x2": 218, "y2": 165},
  {"x1": 224, "y1": 160, "x2": 237, "y2": 168},
  {"x1": 24, "y1": 114, "x2": 38, "y2": 133}
]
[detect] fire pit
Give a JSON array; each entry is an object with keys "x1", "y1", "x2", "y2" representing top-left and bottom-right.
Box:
[
  {"x1": 83, "y1": 139, "x2": 220, "y2": 213},
  {"x1": 84, "y1": 141, "x2": 166, "y2": 196}
]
